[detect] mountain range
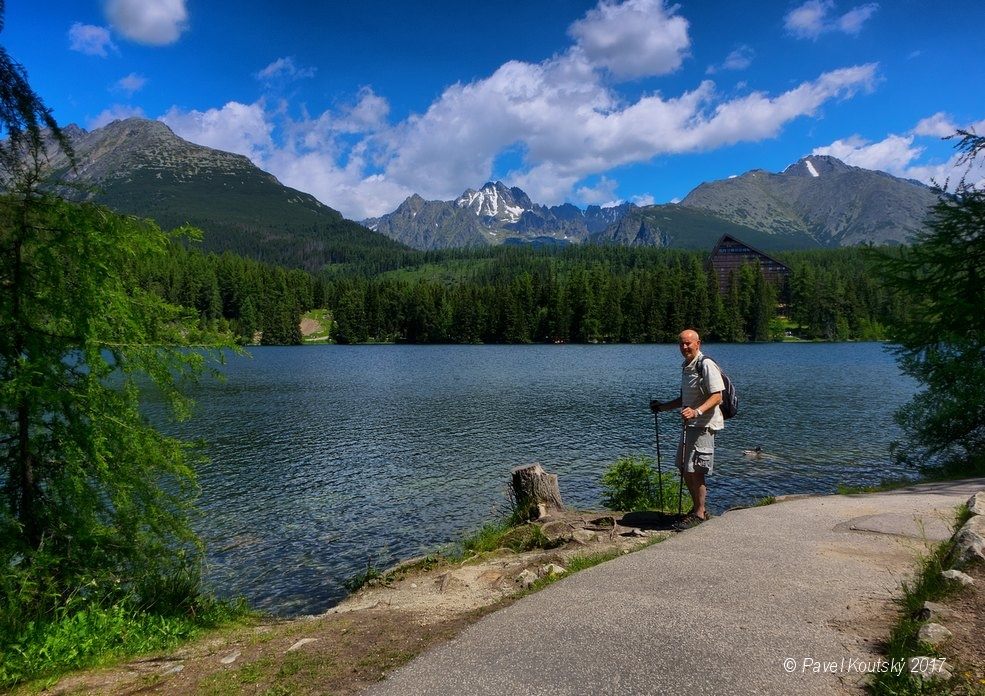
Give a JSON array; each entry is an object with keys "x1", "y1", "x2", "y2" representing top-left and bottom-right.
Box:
[
  {"x1": 366, "y1": 155, "x2": 938, "y2": 251},
  {"x1": 32, "y1": 117, "x2": 940, "y2": 268},
  {"x1": 41, "y1": 118, "x2": 403, "y2": 271}
]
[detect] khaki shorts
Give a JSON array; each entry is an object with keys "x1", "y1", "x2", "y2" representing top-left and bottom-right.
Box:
[{"x1": 676, "y1": 427, "x2": 715, "y2": 475}]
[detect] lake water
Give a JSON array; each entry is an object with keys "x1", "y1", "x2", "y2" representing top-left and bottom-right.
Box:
[{"x1": 164, "y1": 343, "x2": 917, "y2": 616}]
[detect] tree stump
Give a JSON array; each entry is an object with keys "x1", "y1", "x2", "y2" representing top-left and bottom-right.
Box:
[{"x1": 511, "y1": 464, "x2": 564, "y2": 520}]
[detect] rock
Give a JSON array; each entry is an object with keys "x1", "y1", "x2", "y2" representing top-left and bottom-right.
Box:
[
  {"x1": 967, "y1": 490, "x2": 985, "y2": 516},
  {"x1": 219, "y1": 650, "x2": 241, "y2": 665},
  {"x1": 917, "y1": 622, "x2": 952, "y2": 647},
  {"x1": 540, "y1": 563, "x2": 566, "y2": 577},
  {"x1": 918, "y1": 601, "x2": 954, "y2": 622},
  {"x1": 435, "y1": 572, "x2": 466, "y2": 593},
  {"x1": 539, "y1": 521, "x2": 575, "y2": 543},
  {"x1": 626, "y1": 528, "x2": 648, "y2": 537},
  {"x1": 571, "y1": 529, "x2": 596, "y2": 545},
  {"x1": 950, "y1": 515, "x2": 985, "y2": 566},
  {"x1": 516, "y1": 569, "x2": 538, "y2": 589},
  {"x1": 286, "y1": 638, "x2": 318, "y2": 652},
  {"x1": 908, "y1": 656, "x2": 953, "y2": 682},
  {"x1": 941, "y1": 569, "x2": 975, "y2": 586},
  {"x1": 586, "y1": 515, "x2": 617, "y2": 530},
  {"x1": 160, "y1": 663, "x2": 184, "y2": 675}
]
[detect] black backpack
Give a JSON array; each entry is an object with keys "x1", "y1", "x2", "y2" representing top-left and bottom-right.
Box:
[{"x1": 696, "y1": 355, "x2": 738, "y2": 420}]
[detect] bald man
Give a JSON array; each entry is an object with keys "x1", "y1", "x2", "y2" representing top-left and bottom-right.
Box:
[{"x1": 651, "y1": 329, "x2": 724, "y2": 522}]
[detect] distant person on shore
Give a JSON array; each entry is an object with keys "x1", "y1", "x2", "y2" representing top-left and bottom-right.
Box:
[{"x1": 650, "y1": 329, "x2": 724, "y2": 522}]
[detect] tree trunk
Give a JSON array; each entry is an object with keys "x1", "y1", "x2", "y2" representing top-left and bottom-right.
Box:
[{"x1": 511, "y1": 464, "x2": 564, "y2": 520}]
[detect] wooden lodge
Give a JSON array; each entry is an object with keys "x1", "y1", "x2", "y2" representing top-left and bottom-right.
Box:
[{"x1": 709, "y1": 234, "x2": 791, "y2": 294}]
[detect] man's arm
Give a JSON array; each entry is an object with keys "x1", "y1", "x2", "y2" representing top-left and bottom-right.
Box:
[
  {"x1": 650, "y1": 395, "x2": 683, "y2": 413},
  {"x1": 681, "y1": 391, "x2": 722, "y2": 420}
]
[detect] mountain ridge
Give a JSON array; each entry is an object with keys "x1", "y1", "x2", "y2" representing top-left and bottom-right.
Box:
[{"x1": 41, "y1": 118, "x2": 404, "y2": 271}]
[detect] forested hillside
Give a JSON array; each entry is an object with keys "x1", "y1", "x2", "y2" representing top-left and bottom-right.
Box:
[{"x1": 142, "y1": 243, "x2": 901, "y2": 346}]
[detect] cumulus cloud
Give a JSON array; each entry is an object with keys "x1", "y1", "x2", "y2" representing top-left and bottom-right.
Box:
[
  {"x1": 105, "y1": 0, "x2": 188, "y2": 45},
  {"x1": 159, "y1": 0, "x2": 883, "y2": 218},
  {"x1": 159, "y1": 101, "x2": 274, "y2": 162},
  {"x1": 913, "y1": 112, "x2": 958, "y2": 138},
  {"x1": 88, "y1": 104, "x2": 146, "y2": 130},
  {"x1": 568, "y1": 0, "x2": 690, "y2": 79},
  {"x1": 813, "y1": 133, "x2": 922, "y2": 172},
  {"x1": 113, "y1": 73, "x2": 147, "y2": 96},
  {"x1": 813, "y1": 114, "x2": 985, "y2": 188},
  {"x1": 575, "y1": 176, "x2": 621, "y2": 206},
  {"x1": 632, "y1": 193, "x2": 655, "y2": 206},
  {"x1": 68, "y1": 23, "x2": 116, "y2": 56},
  {"x1": 256, "y1": 57, "x2": 317, "y2": 82},
  {"x1": 785, "y1": 1, "x2": 878, "y2": 40}
]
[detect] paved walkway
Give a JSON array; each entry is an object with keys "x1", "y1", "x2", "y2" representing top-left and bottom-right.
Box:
[{"x1": 367, "y1": 478, "x2": 984, "y2": 696}]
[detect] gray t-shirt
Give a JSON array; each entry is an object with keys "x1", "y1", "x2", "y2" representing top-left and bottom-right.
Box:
[{"x1": 681, "y1": 351, "x2": 725, "y2": 431}]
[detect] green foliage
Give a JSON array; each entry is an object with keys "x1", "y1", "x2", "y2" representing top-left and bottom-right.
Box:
[
  {"x1": 600, "y1": 455, "x2": 689, "y2": 513},
  {"x1": 0, "y1": 594, "x2": 248, "y2": 688},
  {"x1": 458, "y1": 518, "x2": 555, "y2": 557},
  {"x1": 874, "y1": 132, "x2": 985, "y2": 476},
  {"x1": 0, "y1": 43, "x2": 239, "y2": 684}
]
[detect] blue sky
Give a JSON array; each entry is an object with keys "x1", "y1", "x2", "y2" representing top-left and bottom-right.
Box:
[{"x1": 6, "y1": 0, "x2": 984, "y2": 219}]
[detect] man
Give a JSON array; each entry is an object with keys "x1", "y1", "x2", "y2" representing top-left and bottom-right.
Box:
[{"x1": 651, "y1": 329, "x2": 724, "y2": 522}]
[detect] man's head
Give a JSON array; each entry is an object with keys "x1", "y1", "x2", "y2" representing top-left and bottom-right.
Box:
[{"x1": 678, "y1": 329, "x2": 701, "y2": 362}]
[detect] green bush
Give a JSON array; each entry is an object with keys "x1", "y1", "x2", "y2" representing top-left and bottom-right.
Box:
[{"x1": 601, "y1": 455, "x2": 688, "y2": 513}]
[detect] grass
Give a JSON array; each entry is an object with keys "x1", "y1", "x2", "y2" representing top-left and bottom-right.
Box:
[
  {"x1": 868, "y1": 504, "x2": 975, "y2": 696},
  {"x1": 1, "y1": 596, "x2": 252, "y2": 690},
  {"x1": 518, "y1": 537, "x2": 667, "y2": 596},
  {"x1": 752, "y1": 496, "x2": 777, "y2": 507}
]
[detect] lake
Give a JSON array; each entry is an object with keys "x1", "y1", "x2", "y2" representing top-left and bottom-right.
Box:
[{"x1": 163, "y1": 342, "x2": 917, "y2": 616}]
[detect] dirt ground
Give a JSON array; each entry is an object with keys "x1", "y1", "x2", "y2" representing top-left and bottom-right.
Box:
[
  {"x1": 939, "y1": 561, "x2": 985, "y2": 694},
  {"x1": 28, "y1": 511, "x2": 666, "y2": 695}
]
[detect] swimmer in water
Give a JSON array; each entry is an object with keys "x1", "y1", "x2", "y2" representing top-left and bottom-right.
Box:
[{"x1": 742, "y1": 445, "x2": 764, "y2": 458}]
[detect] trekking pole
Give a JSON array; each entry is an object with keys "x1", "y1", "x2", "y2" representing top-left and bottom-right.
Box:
[
  {"x1": 653, "y1": 409, "x2": 663, "y2": 515},
  {"x1": 678, "y1": 421, "x2": 686, "y2": 517}
]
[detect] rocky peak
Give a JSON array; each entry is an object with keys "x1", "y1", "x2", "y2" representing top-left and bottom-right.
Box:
[
  {"x1": 455, "y1": 181, "x2": 533, "y2": 223},
  {"x1": 783, "y1": 155, "x2": 853, "y2": 178}
]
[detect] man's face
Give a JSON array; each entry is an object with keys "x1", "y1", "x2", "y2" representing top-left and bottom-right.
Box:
[{"x1": 678, "y1": 331, "x2": 700, "y2": 362}]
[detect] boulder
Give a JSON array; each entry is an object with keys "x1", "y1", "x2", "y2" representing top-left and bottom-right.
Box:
[
  {"x1": 941, "y1": 569, "x2": 974, "y2": 586},
  {"x1": 917, "y1": 601, "x2": 954, "y2": 622},
  {"x1": 908, "y1": 656, "x2": 953, "y2": 682},
  {"x1": 917, "y1": 623, "x2": 952, "y2": 647},
  {"x1": 950, "y1": 515, "x2": 985, "y2": 566}
]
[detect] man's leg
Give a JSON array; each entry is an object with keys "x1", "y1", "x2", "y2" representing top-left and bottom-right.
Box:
[{"x1": 684, "y1": 470, "x2": 707, "y2": 520}]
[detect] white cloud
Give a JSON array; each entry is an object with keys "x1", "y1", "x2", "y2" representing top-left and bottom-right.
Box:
[
  {"x1": 632, "y1": 193, "x2": 655, "y2": 206},
  {"x1": 575, "y1": 176, "x2": 620, "y2": 205},
  {"x1": 155, "y1": 0, "x2": 881, "y2": 219},
  {"x1": 113, "y1": 73, "x2": 147, "y2": 96},
  {"x1": 568, "y1": 0, "x2": 690, "y2": 79},
  {"x1": 159, "y1": 101, "x2": 274, "y2": 162},
  {"x1": 707, "y1": 45, "x2": 753, "y2": 75},
  {"x1": 785, "y1": 1, "x2": 878, "y2": 40},
  {"x1": 813, "y1": 133, "x2": 922, "y2": 172},
  {"x1": 105, "y1": 0, "x2": 188, "y2": 45},
  {"x1": 256, "y1": 57, "x2": 316, "y2": 82},
  {"x1": 88, "y1": 104, "x2": 146, "y2": 130},
  {"x1": 913, "y1": 112, "x2": 957, "y2": 138},
  {"x1": 68, "y1": 23, "x2": 116, "y2": 56},
  {"x1": 813, "y1": 114, "x2": 985, "y2": 188}
]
